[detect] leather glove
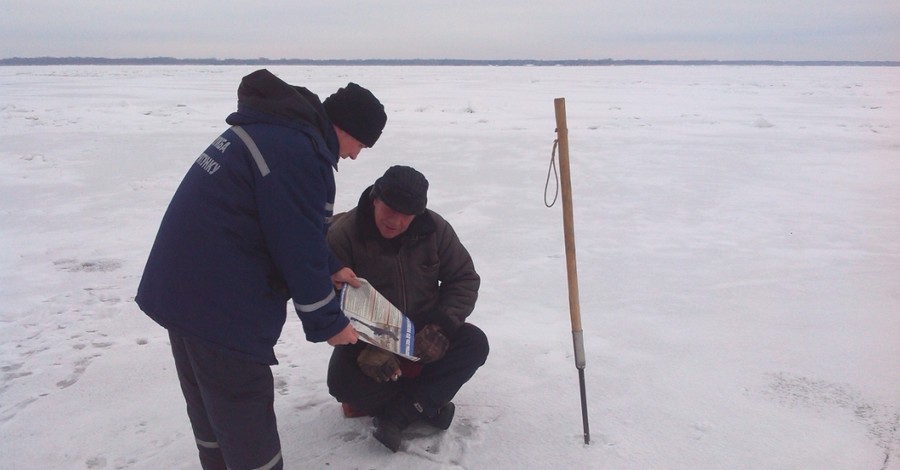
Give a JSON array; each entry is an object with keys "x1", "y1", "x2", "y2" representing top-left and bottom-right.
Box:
[
  {"x1": 357, "y1": 345, "x2": 401, "y2": 382},
  {"x1": 413, "y1": 324, "x2": 450, "y2": 364}
]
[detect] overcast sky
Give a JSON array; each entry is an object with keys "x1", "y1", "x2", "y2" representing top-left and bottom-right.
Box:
[{"x1": 2, "y1": 1, "x2": 898, "y2": 61}]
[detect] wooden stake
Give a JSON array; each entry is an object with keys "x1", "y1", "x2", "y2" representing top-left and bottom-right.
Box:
[{"x1": 554, "y1": 97, "x2": 590, "y2": 445}]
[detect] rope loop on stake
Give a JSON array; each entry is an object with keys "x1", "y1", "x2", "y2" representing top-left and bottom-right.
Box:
[{"x1": 544, "y1": 138, "x2": 560, "y2": 208}]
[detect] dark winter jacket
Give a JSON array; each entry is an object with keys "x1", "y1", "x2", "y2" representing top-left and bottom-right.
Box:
[
  {"x1": 327, "y1": 187, "x2": 480, "y2": 336},
  {"x1": 136, "y1": 69, "x2": 348, "y2": 364}
]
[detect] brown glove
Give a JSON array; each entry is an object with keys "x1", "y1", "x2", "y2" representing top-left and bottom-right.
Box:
[
  {"x1": 413, "y1": 324, "x2": 450, "y2": 364},
  {"x1": 357, "y1": 345, "x2": 401, "y2": 382}
]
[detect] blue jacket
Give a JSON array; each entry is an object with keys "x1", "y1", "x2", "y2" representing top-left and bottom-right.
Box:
[{"x1": 136, "y1": 69, "x2": 348, "y2": 364}]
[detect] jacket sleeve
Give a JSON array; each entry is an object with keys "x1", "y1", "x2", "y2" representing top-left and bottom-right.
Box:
[
  {"x1": 255, "y1": 139, "x2": 348, "y2": 343},
  {"x1": 429, "y1": 216, "x2": 480, "y2": 336}
]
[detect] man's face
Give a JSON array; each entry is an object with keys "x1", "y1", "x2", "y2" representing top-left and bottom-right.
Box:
[
  {"x1": 335, "y1": 127, "x2": 366, "y2": 160},
  {"x1": 373, "y1": 198, "x2": 416, "y2": 239}
]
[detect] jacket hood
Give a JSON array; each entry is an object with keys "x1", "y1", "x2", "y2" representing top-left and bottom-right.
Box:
[{"x1": 235, "y1": 69, "x2": 334, "y2": 138}]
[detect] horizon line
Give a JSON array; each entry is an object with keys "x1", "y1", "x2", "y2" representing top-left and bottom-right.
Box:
[{"x1": 2, "y1": 57, "x2": 899, "y2": 67}]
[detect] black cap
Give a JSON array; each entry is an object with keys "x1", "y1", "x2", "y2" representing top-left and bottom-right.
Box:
[
  {"x1": 323, "y1": 83, "x2": 387, "y2": 147},
  {"x1": 370, "y1": 166, "x2": 429, "y2": 215}
]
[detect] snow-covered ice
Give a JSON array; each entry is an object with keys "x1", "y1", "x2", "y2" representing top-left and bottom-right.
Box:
[{"x1": 1, "y1": 65, "x2": 898, "y2": 469}]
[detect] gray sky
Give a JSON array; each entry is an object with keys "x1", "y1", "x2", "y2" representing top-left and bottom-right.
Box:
[{"x1": 2, "y1": 1, "x2": 898, "y2": 61}]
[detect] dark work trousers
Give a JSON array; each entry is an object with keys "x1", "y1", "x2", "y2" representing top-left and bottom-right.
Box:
[
  {"x1": 169, "y1": 331, "x2": 283, "y2": 470},
  {"x1": 327, "y1": 323, "x2": 489, "y2": 418}
]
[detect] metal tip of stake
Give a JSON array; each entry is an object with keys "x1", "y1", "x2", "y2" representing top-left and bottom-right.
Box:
[{"x1": 578, "y1": 367, "x2": 590, "y2": 445}]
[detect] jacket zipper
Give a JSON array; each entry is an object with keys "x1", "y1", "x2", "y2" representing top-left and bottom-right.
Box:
[{"x1": 396, "y1": 250, "x2": 408, "y2": 314}]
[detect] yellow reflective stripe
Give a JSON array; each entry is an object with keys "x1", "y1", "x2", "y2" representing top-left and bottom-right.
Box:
[
  {"x1": 252, "y1": 451, "x2": 283, "y2": 470},
  {"x1": 195, "y1": 440, "x2": 281, "y2": 470},
  {"x1": 293, "y1": 290, "x2": 335, "y2": 313},
  {"x1": 231, "y1": 125, "x2": 270, "y2": 177},
  {"x1": 325, "y1": 202, "x2": 334, "y2": 224},
  {"x1": 196, "y1": 438, "x2": 219, "y2": 449}
]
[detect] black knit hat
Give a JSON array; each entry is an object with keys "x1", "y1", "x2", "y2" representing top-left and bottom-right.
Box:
[
  {"x1": 323, "y1": 83, "x2": 387, "y2": 147},
  {"x1": 370, "y1": 166, "x2": 429, "y2": 215}
]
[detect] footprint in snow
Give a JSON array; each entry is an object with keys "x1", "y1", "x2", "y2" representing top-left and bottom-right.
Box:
[
  {"x1": 54, "y1": 258, "x2": 122, "y2": 273},
  {"x1": 401, "y1": 404, "x2": 502, "y2": 464}
]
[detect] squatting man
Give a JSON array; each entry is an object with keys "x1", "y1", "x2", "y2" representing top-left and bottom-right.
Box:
[{"x1": 326, "y1": 165, "x2": 490, "y2": 452}]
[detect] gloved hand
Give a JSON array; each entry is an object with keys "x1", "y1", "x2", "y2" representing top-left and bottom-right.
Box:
[
  {"x1": 357, "y1": 345, "x2": 401, "y2": 382},
  {"x1": 413, "y1": 324, "x2": 450, "y2": 363}
]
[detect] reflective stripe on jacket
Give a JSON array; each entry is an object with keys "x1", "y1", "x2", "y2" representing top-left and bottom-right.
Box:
[{"x1": 136, "y1": 70, "x2": 348, "y2": 364}]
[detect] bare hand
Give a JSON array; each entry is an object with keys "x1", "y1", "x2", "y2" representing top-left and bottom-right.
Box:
[
  {"x1": 331, "y1": 267, "x2": 361, "y2": 290},
  {"x1": 327, "y1": 323, "x2": 359, "y2": 346}
]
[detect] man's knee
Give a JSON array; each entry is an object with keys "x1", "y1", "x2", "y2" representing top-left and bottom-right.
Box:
[
  {"x1": 327, "y1": 345, "x2": 364, "y2": 401},
  {"x1": 455, "y1": 323, "x2": 489, "y2": 366}
]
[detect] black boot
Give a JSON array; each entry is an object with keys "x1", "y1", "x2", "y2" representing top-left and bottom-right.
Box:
[
  {"x1": 422, "y1": 402, "x2": 455, "y2": 430},
  {"x1": 372, "y1": 416, "x2": 403, "y2": 452},
  {"x1": 372, "y1": 399, "x2": 422, "y2": 452}
]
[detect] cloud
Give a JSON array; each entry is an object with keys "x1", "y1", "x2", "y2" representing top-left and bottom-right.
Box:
[{"x1": 0, "y1": 0, "x2": 897, "y2": 60}]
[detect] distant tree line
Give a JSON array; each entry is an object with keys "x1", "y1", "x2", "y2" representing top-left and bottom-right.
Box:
[{"x1": 1, "y1": 57, "x2": 897, "y2": 66}]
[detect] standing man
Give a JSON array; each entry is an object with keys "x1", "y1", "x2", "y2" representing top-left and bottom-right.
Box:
[
  {"x1": 326, "y1": 166, "x2": 489, "y2": 452},
  {"x1": 135, "y1": 69, "x2": 386, "y2": 470}
]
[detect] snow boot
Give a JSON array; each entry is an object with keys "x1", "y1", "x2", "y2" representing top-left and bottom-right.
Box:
[
  {"x1": 422, "y1": 402, "x2": 455, "y2": 430},
  {"x1": 372, "y1": 417, "x2": 403, "y2": 452},
  {"x1": 372, "y1": 399, "x2": 422, "y2": 452}
]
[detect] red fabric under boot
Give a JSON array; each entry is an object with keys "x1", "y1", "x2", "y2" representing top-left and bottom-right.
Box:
[{"x1": 341, "y1": 402, "x2": 369, "y2": 418}]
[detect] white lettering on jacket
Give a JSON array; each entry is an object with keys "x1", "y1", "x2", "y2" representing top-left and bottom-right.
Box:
[
  {"x1": 195, "y1": 153, "x2": 221, "y2": 175},
  {"x1": 212, "y1": 136, "x2": 231, "y2": 153}
]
